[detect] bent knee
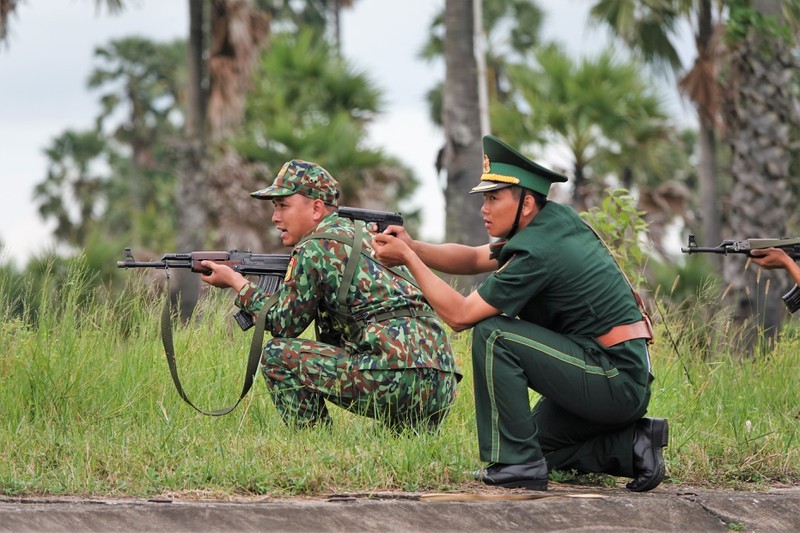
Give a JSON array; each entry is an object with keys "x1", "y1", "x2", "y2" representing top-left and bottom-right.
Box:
[{"x1": 471, "y1": 316, "x2": 505, "y2": 342}]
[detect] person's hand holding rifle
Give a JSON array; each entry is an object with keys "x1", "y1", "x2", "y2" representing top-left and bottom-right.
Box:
[
  {"x1": 749, "y1": 247, "x2": 795, "y2": 270},
  {"x1": 199, "y1": 260, "x2": 249, "y2": 292},
  {"x1": 680, "y1": 234, "x2": 800, "y2": 259},
  {"x1": 681, "y1": 234, "x2": 800, "y2": 313}
]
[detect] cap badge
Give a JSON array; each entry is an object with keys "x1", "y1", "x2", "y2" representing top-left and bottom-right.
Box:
[{"x1": 483, "y1": 154, "x2": 491, "y2": 174}]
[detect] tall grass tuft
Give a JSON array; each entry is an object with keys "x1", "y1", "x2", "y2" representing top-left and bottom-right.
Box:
[
  {"x1": 0, "y1": 260, "x2": 478, "y2": 496},
  {"x1": 650, "y1": 276, "x2": 800, "y2": 488},
  {"x1": 1, "y1": 257, "x2": 798, "y2": 497}
]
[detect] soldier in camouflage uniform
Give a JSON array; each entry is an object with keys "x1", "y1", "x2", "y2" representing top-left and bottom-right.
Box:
[{"x1": 201, "y1": 159, "x2": 461, "y2": 430}]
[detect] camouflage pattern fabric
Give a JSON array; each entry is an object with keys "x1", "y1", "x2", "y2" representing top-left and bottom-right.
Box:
[
  {"x1": 262, "y1": 338, "x2": 458, "y2": 429},
  {"x1": 250, "y1": 159, "x2": 339, "y2": 206},
  {"x1": 236, "y1": 212, "x2": 460, "y2": 429}
]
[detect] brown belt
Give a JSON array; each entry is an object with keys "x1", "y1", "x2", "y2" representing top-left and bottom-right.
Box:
[{"x1": 596, "y1": 319, "x2": 653, "y2": 348}]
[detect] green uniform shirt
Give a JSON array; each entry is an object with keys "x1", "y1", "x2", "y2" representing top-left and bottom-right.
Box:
[
  {"x1": 237, "y1": 212, "x2": 460, "y2": 376},
  {"x1": 477, "y1": 201, "x2": 649, "y2": 382}
]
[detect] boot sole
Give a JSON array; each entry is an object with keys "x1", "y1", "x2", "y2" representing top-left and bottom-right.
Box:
[{"x1": 627, "y1": 462, "x2": 665, "y2": 492}]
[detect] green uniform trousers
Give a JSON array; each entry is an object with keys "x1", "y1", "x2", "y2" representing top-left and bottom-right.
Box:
[
  {"x1": 262, "y1": 337, "x2": 458, "y2": 431},
  {"x1": 472, "y1": 315, "x2": 651, "y2": 477}
]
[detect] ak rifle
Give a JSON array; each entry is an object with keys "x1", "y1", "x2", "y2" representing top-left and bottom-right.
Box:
[
  {"x1": 680, "y1": 234, "x2": 800, "y2": 260},
  {"x1": 681, "y1": 234, "x2": 800, "y2": 313}
]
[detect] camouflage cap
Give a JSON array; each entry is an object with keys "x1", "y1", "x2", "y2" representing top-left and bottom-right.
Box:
[
  {"x1": 251, "y1": 159, "x2": 339, "y2": 206},
  {"x1": 469, "y1": 135, "x2": 567, "y2": 196}
]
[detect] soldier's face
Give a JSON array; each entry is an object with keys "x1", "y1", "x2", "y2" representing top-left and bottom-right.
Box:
[
  {"x1": 480, "y1": 188, "x2": 517, "y2": 238},
  {"x1": 271, "y1": 194, "x2": 317, "y2": 246}
]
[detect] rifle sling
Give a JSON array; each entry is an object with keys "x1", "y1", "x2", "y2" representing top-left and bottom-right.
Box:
[
  {"x1": 160, "y1": 280, "x2": 279, "y2": 416},
  {"x1": 298, "y1": 224, "x2": 420, "y2": 289}
]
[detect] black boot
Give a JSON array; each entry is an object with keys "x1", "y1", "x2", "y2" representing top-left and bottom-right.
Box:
[
  {"x1": 626, "y1": 418, "x2": 669, "y2": 492},
  {"x1": 475, "y1": 459, "x2": 548, "y2": 490}
]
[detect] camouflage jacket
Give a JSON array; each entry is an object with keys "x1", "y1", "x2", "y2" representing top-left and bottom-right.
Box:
[{"x1": 236, "y1": 212, "x2": 460, "y2": 375}]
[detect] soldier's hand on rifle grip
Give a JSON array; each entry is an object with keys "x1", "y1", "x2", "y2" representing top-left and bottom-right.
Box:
[
  {"x1": 200, "y1": 260, "x2": 248, "y2": 292},
  {"x1": 749, "y1": 248, "x2": 793, "y2": 270}
]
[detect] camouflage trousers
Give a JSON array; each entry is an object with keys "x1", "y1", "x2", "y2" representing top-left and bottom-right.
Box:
[{"x1": 261, "y1": 338, "x2": 458, "y2": 431}]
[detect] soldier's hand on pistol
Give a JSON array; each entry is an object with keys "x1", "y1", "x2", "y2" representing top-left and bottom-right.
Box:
[
  {"x1": 371, "y1": 233, "x2": 411, "y2": 267},
  {"x1": 382, "y1": 225, "x2": 412, "y2": 244},
  {"x1": 750, "y1": 248, "x2": 791, "y2": 270}
]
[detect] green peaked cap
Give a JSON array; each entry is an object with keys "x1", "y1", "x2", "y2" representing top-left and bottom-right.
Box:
[{"x1": 469, "y1": 135, "x2": 568, "y2": 196}]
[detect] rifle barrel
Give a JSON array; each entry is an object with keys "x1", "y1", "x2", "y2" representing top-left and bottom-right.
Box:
[
  {"x1": 680, "y1": 246, "x2": 730, "y2": 254},
  {"x1": 117, "y1": 260, "x2": 169, "y2": 268}
]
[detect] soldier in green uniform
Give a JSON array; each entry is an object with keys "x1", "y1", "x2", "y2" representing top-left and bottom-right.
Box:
[
  {"x1": 201, "y1": 159, "x2": 460, "y2": 431},
  {"x1": 372, "y1": 135, "x2": 668, "y2": 491}
]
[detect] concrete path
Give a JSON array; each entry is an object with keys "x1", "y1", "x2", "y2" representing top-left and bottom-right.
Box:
[{"x1": 2, "y1": 485, "x2": 799, "y2": 532}]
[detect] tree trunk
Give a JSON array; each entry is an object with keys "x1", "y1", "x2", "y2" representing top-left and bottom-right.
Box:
[
  {"x1": 721, "y1": 0, "x2": 798, "y2": 354},
  {"x1": 207, "y1": 0, "x2": 269, "y2": 141},
  {"x1": 472, "y1": 0, "x2": 489, "y2": 137},
  {"x1": 695, "y1": 0, "x2": 721, "y2": 267},
  {"x1": 442, "y1": 0, "x2": 488, "y2": 290},
  {"x1": 572, "y1": 162, "x2": 588, "y2": 213},
  {"x1": 174, "y1": 0, "x2": 210, "y2": 319},
  {"x1": 697, "y1": 116, "x2": 719, "y2": 260}
]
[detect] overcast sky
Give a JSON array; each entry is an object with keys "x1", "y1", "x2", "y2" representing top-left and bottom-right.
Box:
[{"x1": 0, "y1": 0, "x2": 692, "y2": 267}]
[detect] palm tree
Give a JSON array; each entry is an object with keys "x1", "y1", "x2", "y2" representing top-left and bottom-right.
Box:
[
  {"x1": 592, "y1": 0, "x2": 800, "y2": 347},
  {"x1": 329, "y1": 0, "x2": 357, "y2": 54},
  {"x1": 171, "y1": 0, "x2": 210, "y2": 319},
  {"x1": 589, "y1": 0, "x2": 725, "y2": 261},
  {"x1": 497, "y1": 45, "x2": 673, "y2": 212},
  {"x1": 207, "y1": 0, "x2": 270, "y2": 139},
  {"x1": 420, "y1": 0, "x2": 545, "y2": 115},
  {"x1": 420, "y1": 0, "x2": 549, "y2": 256},
  {"x1": 2, "y1": 0, "x2": 271, "y2": 316},
  {"x1": 0, "y1": 0, "x2": 19, "y2": 42},
  {"x1": 86, "y1": 37, "x2": 186, "y2": 250},
  {"x1": 230, "y1": 29, "x2": 415, "y2": 251},
  {"x1": 175, "y1": 0, "x2": 271, "y2": 318},
  {"x1": 263, "y1": 0, "x2": 359, "y2": 53},
  {"x1": 88, "y1": 37, "x2": 184, "y2": 214},
  {"x1": 720, "y1": 0, "x2": 800, "y2": 349},
  {"x1": 28, "y1": 34, "x2": 187, "y2": 262},
  {"x1": 33, "y1": 130, "x2": 108, "y2": 248},
  {"x1": 440, "y1": 0, "x2": 488, "y2": 250}
]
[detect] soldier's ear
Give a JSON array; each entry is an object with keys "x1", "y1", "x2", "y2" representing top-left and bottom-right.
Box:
[
  {"x1": 311, "y1": 198, "x2": 328, "y2": 222},
  {"x1": 522, "y1": 191, "x2": 538, "y2": 217}
]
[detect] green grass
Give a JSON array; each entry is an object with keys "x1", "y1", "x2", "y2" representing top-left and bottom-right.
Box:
[{"x1": 0, "y1": 264, "x2": 798, "y2": 497}]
